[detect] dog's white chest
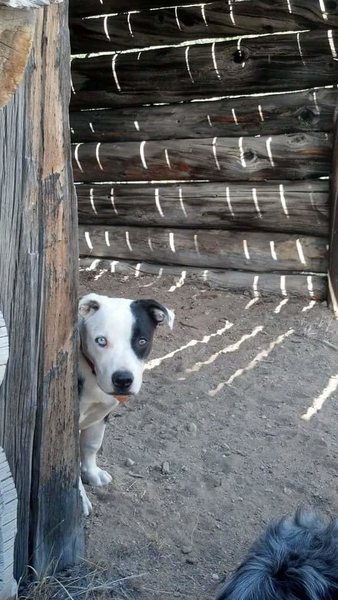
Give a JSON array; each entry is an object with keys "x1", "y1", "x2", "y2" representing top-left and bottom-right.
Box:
[{"x1": 79, "y1": 366, "x2": 119, "y2": 430}]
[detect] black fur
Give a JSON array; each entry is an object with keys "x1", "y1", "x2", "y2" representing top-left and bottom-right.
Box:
[
  {"x1": 217, "y1": 510, "x2": 338, "y2": 600},
  {"x1": 78, "y1": 375, "x2": 84, "y2": 397},
  {"x1": 130, "y1": 299, "x2": 168, "y2": 360}
]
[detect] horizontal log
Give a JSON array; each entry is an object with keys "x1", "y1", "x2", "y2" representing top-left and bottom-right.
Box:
[
  {"x1": 70, "y1": 0, "x2": 338, "y2": 53},
  {"x1": 79, "y1": 258, "x2": 327, "y2": 300},
  {"x1": 79, "y1": 225, "x2": 328, "y2": 272},
  {"x1": 71, "y1": 30, "x2": 338, "y2": 110},
  {"x1": 76, "y1": 181, "x2": 329, "y2": 236},
  {"x1": 70, "y1": 88, "x2": 338, "y2": 143},
  {"x1": 70, "y1": 0, "x2": 207, "y2": 18},
  {"x1": 72, "y1": 133, "x2": 332, "y2": 183}
]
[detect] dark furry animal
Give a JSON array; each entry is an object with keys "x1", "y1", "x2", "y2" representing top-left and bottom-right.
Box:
[{"x1": 216, "y1": 511, "x2": 338, "y2": 600}]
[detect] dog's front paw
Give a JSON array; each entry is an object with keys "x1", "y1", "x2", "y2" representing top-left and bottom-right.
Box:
[
  {"x1": 79, "y1": 477, "x2": 93, "y2": 516},
  {"x1": 82, "y1": 467, "x2": 112, "y2": 487}
]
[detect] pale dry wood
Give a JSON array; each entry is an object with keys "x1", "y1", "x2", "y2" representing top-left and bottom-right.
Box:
[
  {"x1": 328, "y1": 105, "x2": 338, "y2": 315},
  {"x1": 76, "y1": 180, "x2": 329, "y2": 236},
  {"x1": 79, "y1": 225, "x2": 328, "y2": 273},
  {"x1": 0, "y1": 312, "x2": 9, "y2": 389},
  {"x1": 0, "y1": 8, "x2": 35, "y2": 108},
  {"x1": 0, "y1": 448, "x2": 17, "y2": 600},
  {"x1": 0, "y1": 1, "x2": 83, "y2": 579},
  {"x1": 80, "y1": 257, "x2": 327, "y2": 300},
  {"x1": 0, "y1": 0, "x2": 61, "y2": 7}
]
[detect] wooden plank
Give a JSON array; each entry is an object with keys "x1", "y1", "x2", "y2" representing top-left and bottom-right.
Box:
[
  {"x1": 70, "y1": 30, "x2": 338, "y2": 110},
  {"x1": 0, "y1": 2, "x2": 83, "y2": 579},
  {"x1": 0, "y1": 312, "x2": 9, "y2": 389},
  {"x1": 79, "y1": 225, "x2": 328, "y2": 273},
  {"x1": 70, "y1": 0, "x2": 224, "y2": 18},
  {"x1": 0, "y1": 448, "x2": 17, "y2": 600},
  {"x1": 80, "y1": 258, "x2": 327, "y2": 300},
  {"x1": 69, "y1": 0, "x2": 338, "y2": 23},
  {"x1": 70, "y1": 0, "x2": 338, "y2": 53},
  {"x1": 72, "y1": 132, "x2": 332, "y2": 183},
  {"x1": 70, "y1": 88, "x2": 338, "y2": 143},
  {"x1": 76, "y1": 181, "x2": 329, "y2": 236},
  {"x1": 328, "y1": 105, "x2": 338, "y2": 314},
  {"x1": 0, "y1": 8, "x2": 36, "y2": 108}
]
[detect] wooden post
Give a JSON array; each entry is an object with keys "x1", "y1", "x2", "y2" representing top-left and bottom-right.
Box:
[
  {"x1": 329, "y1": 108, "x2": 338, "y2": 315},
  {"x1": 0, "y1": 0, "x2": 83, "y2": 580}
]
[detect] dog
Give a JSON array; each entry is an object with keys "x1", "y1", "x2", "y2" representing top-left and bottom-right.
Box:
[
  {"x1": 78, "y1": 293, "x2": 174, "y2": 515},
  {"x1": 216, "y1": 510, "x2": 338, "y2": 600}
]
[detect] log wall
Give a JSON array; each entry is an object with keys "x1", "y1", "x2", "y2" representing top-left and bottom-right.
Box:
[{"x1": 70, "y1": 0, "x2": 338, "y2": 298}]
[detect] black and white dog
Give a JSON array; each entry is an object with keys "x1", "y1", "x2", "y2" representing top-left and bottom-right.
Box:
[
  {"x1": 78, "y1": 293, "x2": 174, "y2": 515},
  {"x1": 216, "y1": 510, "x2": 338, "y2": 600}
]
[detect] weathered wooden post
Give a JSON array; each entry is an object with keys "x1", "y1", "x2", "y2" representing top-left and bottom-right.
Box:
[
  {"x1": 329, "y1": 107, "x2": 338, "y2": 316},
  {"x1": 0, "y1": 0, "x2": 83, "y2": 582}
]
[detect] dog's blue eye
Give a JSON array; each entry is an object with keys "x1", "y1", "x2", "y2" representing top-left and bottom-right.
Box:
[
  {"x1": 95, "y1": 336, "x2": 107, "y2": 347},
  {"x1": 138, "y1": 338, "x2": 147, "y2": 346}
]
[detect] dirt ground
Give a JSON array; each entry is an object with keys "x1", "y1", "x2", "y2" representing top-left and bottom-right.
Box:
[{"x1": 79, "y1": 269, "x2": 338, "y2": 600}]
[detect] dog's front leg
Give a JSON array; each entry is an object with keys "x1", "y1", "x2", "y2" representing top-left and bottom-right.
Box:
[{"x1": 80, "y1": 420, "x2": 112, "y2": 487}]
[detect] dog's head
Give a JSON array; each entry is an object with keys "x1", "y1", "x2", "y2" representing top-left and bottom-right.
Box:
[
  {"x1": 216, "y1": 510, "x2": 338, "y2": 600},
  {"x1": 78, "y1": 293, "x2": 174, "y2": 397}
]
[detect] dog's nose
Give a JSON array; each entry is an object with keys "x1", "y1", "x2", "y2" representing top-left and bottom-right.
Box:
[{"x1": 112, "y1": 370, "x2": 133, "y2": 391}]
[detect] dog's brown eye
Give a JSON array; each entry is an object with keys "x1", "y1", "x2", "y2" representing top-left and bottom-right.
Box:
[
  {"x1": 138, "y1": 338, "x2": 147, "y2": 346},
  {"x1": 95, "y1": 336, "x2": 107, "y2": 347}
]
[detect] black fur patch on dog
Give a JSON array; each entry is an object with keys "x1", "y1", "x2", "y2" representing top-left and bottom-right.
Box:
[
  {"x1": 78, "y1": 376, "x2": 84, "y2": 397},
  {"x1": 217, "y1": 510, "x2": 338, "y2": 600}
]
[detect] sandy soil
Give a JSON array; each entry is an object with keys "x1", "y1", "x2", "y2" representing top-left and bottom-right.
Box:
[{"x1": 79, "y1": 269, "x2": 338, "y2": 600}]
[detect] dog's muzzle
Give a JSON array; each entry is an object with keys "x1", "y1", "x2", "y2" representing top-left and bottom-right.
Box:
[{"x1": 112, "y1": 370, "x2": 134, "y2": 395}]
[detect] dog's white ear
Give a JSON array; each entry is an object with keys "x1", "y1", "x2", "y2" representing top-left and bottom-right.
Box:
[{"x1": 79, "y1": 294, "x2": 100, "y2": 319}]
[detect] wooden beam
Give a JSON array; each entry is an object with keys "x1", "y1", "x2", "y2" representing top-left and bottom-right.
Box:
[
  {"x1": 76, "y1": 181, "x2": 329, "y2": 236},
  {"x1": 0, "y1": 448, "x2": 17, "y2": 600},
  {"x1": 0, "y1": 312, "x2": 8, "y2": 389},
  {"x1": 72, "y1": 132, "x2": 332, "y2": 183},
  {"x1": 70, "y1": 30, "x2": 338, "y2": 110},
  {"x1": 0, "y1": 9, "x2": 36, "y2": 108},
  {"x1": 69, "y1": 0, "x2": 338, "y2": 23},
  {"x1": 0, "y1": 1, "x2": 83, "y2": 579},
  {"x1": 70, "y1": 88, "x2": 338, "y2": 143},
  {"x1": 328, "y1": 106, "x2": 338, "y2": 315},
  {"x1": 80, "y1": 258, "x2": 327, "y2": 300},
  {"x1": 79, "y1": 225, "x2": 328, "y2": 273},
  {"x1": 70, "y1": 0, "x2": 338, "y2": 53}
]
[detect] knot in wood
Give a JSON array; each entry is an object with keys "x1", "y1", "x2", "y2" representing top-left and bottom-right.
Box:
[{"x1": 233, "y1": 48, "x2": 249, "y2": 64}]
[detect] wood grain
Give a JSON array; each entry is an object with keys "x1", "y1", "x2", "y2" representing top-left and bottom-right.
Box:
[
  {"x1": 328, "y1": 103, "x2": 338, "y2": 314},
  {"x1": 0, "y1": 312, "x2": 8, "y2": 389},
  {"x1": 80, "y1": 257, "x2": 327, "y2": 300},
  {"x1": 69, "y1": 0, "x2": 338, "y2": 23},
  {"x1": 71, "y1": 0, "x2": 338, "y2": 53},
  {"x1": 0, "y1": 8, "x2": 36, "y2": 108},
  {"x1": 76, "y1": 181, "x2": 329, "y2": 236},
  {"x1": 71, "y1": 30, "x2": 338, "y2": 110},
  {"x1": 0, "y1": 2, "x2": 83, "y2": 579},
  {"x1": 79, "y1": 225, "x2": 328, "y2": 273},
  {"x1": 70, "y1": 88, "x2": 338, "y2": 143},
  {"x1": 72, "y1": 132, "x2": 332, "y2": 183},
  {"x1": 0, "y1": 448, "x2": 17, "y2": 600}
]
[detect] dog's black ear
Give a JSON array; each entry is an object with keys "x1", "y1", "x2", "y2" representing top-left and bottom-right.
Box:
[
  {"x1": 79, "y1": 294, "x2": 100, "y2": 319},
  {"x1": 136, "y1": 299, "x2": 175, "y2": 329}
]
